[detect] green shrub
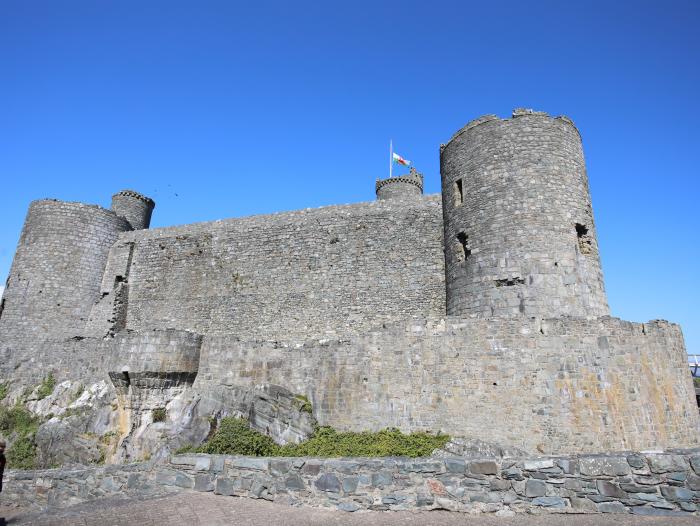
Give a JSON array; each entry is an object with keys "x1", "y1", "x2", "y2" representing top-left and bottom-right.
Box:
[
  {"x1": 197, "y1": 418, "x2": 279, "y2": 456},
  {"x1": 0, "y1": 404, "x2": 42, "y2": 469},
  {"x1": 152, "y1": 408, "x2": 167, "y2": 423},
  {"x1": 6, "y1": 435, "x2": 37, "y2": 469},
  {"x1": 192, "y1": 417, "x2": 450, "y2": 458},
  {"x1": 0, "y1": 382, "x2": 8, "y2": 402},
  {"x1": 0, "y1": 405, "x2": 41, "y2": 436},
  {"x1": 35, "y1": 373, "x2": 56, "y2": 400},
  {"x1": 294, "y1": 394, "x2": 312, "y2": 414},
  {"x1": 279, "y1": 426, "x2": 450, "y2": 458}
]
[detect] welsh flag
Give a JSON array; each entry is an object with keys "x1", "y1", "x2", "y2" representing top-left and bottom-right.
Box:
[{"x1": 392, "y1": 152, "x2": 411, "y2": 167}]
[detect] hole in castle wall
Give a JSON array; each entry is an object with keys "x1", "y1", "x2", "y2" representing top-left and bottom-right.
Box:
[
  {"x1": 456, "y1": 231, "x2": 471, "y2": 262},
  {"x1": 494, "y1": 277, "x2": 525, "y2": 287},
  {"x1": 0, "y1": 298, "x2": 4, "y2": 321},
  {"x1": 454, "y1": 179, "x2": 463, "y2": 206},
  {"x1": 575, "y1": 223, "x2": 593, "y2": 255}
]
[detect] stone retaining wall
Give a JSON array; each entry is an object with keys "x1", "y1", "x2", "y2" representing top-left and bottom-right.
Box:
[{"x1": 6, "y1": 450, "x2": 700, "y2": 516}]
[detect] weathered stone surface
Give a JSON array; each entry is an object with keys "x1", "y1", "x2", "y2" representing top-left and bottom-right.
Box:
[
  {"x1": 647, "y1": 454, "x2": 689, "y2": 474},
  {"x1": 444, "y1": 459, "x2": 466, "y2": 473},
  {"x1": 596, "y1": 480, "x2": 627, "y2": 498},
  {"x1": 227, "y1": 457, "x2": 269, "y2": 472},
  {"x1": 285, "y1": 475, "x2": 305, "y2": 491},
  {"x1": 686, "y1": 473, "x2": 700, "y2": 490},
  {"x1": 597, "y1": 501, "x2": 627, "y2": 513},
  {"x1": 660, "y1": 485, "x2": 694, "y2": 501},
  {"x1": 626, "y1": 455, "x2": 646, "y2": 469},
  {"x1": 570, "y1": 497, "x2": 597, "y2": 511},
  {"x1": 314, "y1": 474, "x2": 341, "y2": 493},
  {"x1": 468, "y1": 461, "x2": 498, "y2": 475},
  {"x1": 531, "y1": 496, "x2": 567, "y2": 508},
  {"x1": 579, "y1": 457, "x2": 630, "y2": 477},
  {"x1": 525, "y1": 479, "x2": 547, "y2": 497}
]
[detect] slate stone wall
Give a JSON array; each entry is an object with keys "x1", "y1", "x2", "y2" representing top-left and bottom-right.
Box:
[
  {"x1": 7, "y1": 450, "x2": 700, "y2": 516},
  {"x1": 95, "y1": 197, "x2": 445, "y2": 341},
  {"x1": 0, "y1": 200, "x2": 131, "y2": 341},
  {"x1": 195, "y1": 316, "x2": 699, "y2": 454},
  {"x1": 441, "y1": 109, "x2": 609, "y2": 318}
]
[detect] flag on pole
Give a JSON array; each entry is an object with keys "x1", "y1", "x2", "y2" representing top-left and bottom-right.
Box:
[{"x1": 392, "y1": 152, "x2": 411, "y2": 167}]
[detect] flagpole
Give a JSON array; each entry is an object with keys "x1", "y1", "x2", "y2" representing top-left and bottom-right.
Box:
[{"x1": 389, "y1": 139, "x2": 393, "y2": 178}]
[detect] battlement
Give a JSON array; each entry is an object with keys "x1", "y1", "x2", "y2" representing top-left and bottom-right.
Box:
[{"x1": 441, "y1": 108, "x2": 581, "y2": 152}]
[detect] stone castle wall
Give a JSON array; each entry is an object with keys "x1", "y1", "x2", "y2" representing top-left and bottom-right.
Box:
[
  {"x1": 441, "y1": 110, "x2": 609, "y2": 318},
  {"x1": 86, "y1": 196, "x2": 445, "y2": 341},
  {"x1": 195, "y1": 317, "x2": 699, "y2": 454}
]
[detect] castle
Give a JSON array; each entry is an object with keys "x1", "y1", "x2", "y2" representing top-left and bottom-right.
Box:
[{"x1": 0, "y1": 108, "x2": 697, "y2": 457}]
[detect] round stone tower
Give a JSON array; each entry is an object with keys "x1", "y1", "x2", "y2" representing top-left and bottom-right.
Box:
[
  {"x1": 440, "y1": 109, "x2": 609, "y2": 318},
  {"x1": 376, "y1": 168, "x2": 424, "y2": 200},
  {"x1": 111, "y1": 190, "x2": 155, "y2": 230},
  {"x1": 0, "y1": 200, "x2": 131, "y2": 339}
]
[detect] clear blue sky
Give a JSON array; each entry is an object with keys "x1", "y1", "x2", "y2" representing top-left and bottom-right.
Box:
[{"x1": 1, "y1": 1, "x2": 698, "y2": 353}]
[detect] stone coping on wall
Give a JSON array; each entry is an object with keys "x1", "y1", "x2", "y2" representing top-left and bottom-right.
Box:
[{"x1": 5, "y1": 449, "x2": 700, "y2": 516}]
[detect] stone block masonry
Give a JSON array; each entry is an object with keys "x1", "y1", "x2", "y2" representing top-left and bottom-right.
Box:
[
  {"x1": 196, "y1": 316, "x2": 699, "y2": 454},
  {"x1": 441, "y1": 110, "x2": 608, "y2": 319},
  {"x1": 5, "y1": 449, "x2": 700, "y2": 516},
  {"x1": 91, "y1": 196, "x2": 446, "y2": 341}
]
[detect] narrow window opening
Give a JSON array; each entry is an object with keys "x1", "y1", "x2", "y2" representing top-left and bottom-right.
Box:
[
  {"x1": 456, "y1": 231, "x2": 471, "y2": 262},
  {"x1": 453, "y1": 179, "x2": 464, "y2": 206},
  {"x1": 575, "y1": 223, "x2": 592, "y2": 255},
  {"x1": 0, "y1": 298, "x2": 4, "y2": 321}
]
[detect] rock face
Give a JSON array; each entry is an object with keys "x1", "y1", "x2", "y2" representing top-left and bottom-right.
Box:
[
  {"x1": 245, "y1": 385, "x2": 316, "y2": 445},
  {"x1": 107, "y1": 329, "x2": 205, "y2": 462}
]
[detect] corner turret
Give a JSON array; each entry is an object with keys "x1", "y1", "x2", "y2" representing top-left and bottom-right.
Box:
[
  {"x1": 375, "y1": 168, "x2": 424, "y2": 201},
  {"x1": 111, "y1": 190, "x2": 155, "y2": 230}
]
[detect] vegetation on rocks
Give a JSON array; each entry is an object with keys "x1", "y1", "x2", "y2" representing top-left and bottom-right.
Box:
[
  {"x1": 152, "y1": 408, "x2": 167, "y2": 423},
  {"x1": 187, "y1": 417, "x2": 450, "y2": 458},
  {"x1": 35, "y1": 372, "x2": 56, "y2": 401},
  {"x1": 293, "y1": 394, "x2": 313, "y2": 414},
  {"x1": 0, "y1": 382, "x2": 8, "y2": 401},
  {"x1": 0, "y1": 404, "x2": 43, "y2": 469}
]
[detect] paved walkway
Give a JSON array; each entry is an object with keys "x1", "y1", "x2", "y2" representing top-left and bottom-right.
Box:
[{"x1": 3, "y1": 492, "x2": 699, "y2": 526}]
